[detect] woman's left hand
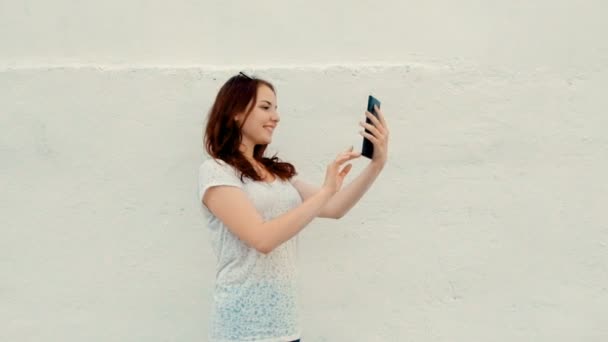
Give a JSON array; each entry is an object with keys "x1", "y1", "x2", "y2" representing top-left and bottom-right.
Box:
[{"x1": 359, "y1": 104, "x2": 389, "y2": 168}]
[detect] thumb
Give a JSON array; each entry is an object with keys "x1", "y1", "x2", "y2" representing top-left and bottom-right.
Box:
[{"x1": 340, "y1": 163, "x2": 353, "y2": 177}]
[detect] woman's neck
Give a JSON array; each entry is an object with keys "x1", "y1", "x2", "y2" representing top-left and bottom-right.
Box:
[{"x1": 238, "y1": 143, "x2": 255, "y2": 161}]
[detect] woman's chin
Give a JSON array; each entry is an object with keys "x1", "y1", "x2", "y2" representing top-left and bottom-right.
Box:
[
  {"x1": 256, "y1": 138, "x2": 272, "y2": 145},
  {"x1": 261, "y1": 135, "x2": 273, "y2": 144}
]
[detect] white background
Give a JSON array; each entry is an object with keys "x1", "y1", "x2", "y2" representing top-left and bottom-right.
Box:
[{"x1": 2, "y1": 1, "x2": 607, "y2": 341}]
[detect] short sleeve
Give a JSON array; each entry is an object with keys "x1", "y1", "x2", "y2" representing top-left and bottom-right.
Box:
[{"x1": 198, "y1": 158, "x2": 243, "y2": 204}]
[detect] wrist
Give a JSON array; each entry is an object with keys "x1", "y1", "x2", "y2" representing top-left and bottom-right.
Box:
[
  {"x1": 319, "y1": 185, "x2": 337, "y2": 197},
  {"x1": 369, "y1": 159, "x2": 386, "y2": 173}
]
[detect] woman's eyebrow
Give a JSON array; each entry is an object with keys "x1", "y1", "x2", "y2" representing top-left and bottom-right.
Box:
[{"x1": 260, "y1": 100, "x2": 277, "y2": 108}]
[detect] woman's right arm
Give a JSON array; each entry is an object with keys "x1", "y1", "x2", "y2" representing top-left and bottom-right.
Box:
[
  {"x1": 202, "y1": 147, "x2": 359, "y2": 254},
  {"x1": 204, "y1": 184, "x2": 334, "y2": 254}
]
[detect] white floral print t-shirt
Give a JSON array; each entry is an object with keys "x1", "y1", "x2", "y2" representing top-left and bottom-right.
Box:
[{"x1": 197, "y1": 158, "x2": 303, "y2": 342}]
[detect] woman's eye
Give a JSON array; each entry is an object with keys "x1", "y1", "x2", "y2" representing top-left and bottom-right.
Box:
[{"x1": 261, "y1": 106, "x2": 270, "y2": 110}]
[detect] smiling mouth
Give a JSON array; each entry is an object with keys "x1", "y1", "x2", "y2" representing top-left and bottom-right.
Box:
[{"x1": 264, "y1": 126, "x2": 275, "y2": 133}]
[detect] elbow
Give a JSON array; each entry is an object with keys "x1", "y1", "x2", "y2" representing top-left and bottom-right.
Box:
[
  {"x1": 254, "y1": 240, "x2": 275, "y2": 255},
  {"x1": 333, "y1": 209, "x2": 346, "y2": 219},
  {"x1": 324, "y1": 211, "x2": 345, "y2": 220},
  {"x1": 257, "y1": 246, "x2": 274, "y2": 255},
  {"x1": 249, "y1": 225, "x2": 275, "y2": 255},
  {"x1": 322, "y1": 206, "x2": 345, "y2": 219}
]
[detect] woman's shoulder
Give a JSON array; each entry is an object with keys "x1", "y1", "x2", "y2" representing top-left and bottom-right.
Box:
[
  {"x1": 200, "y1": 157, "x2": 227, "y2": 168},
  {"x1": 199, "y1": 157, "x2": 240, "y2": 179},
  {"x1": 199, "y1": 156, "x2": 233, "y2": 168}
]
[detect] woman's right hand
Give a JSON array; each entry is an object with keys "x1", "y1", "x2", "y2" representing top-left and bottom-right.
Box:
[{"x1": 322, "y1": 146, "x2": 361, "y2": 194}]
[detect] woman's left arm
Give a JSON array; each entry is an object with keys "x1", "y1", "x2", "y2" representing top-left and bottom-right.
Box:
[{"x1": 292, "y1": 105, "x2": 390, "y2": 219}]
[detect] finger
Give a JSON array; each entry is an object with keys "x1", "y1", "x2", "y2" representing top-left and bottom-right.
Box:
[
  {"x1": 335, "y1": 153, "x2": 355, "y2": 165},
  {"x1": 345, "y1": 152, "x2": 361, "y2": 160},
  {"x1": 360, "y1": 130, "x2": 379, "y2": 145},
  {"x1": 334, "y1": 154, "x2": 350, "y2": 165},
  {"x1": 365, "y1": 111, "x2": 386, "y2": 134},
  {"x1": 340, "y1": 146, "x2": 357, "y2": 157},
  {"x1": 337, "y1": 147, "x2": 360, "y2": 160},
  {"x1": 359, "y1": 121, "x2": 384, "y2": 139},
  {"x1": 340, "y1": 151, "x2": 362, "y2": 159},
  {"x1": 335, "y1": 153, "x2": 359, "y2": 167},
  {"x1": 339, "y1": 163, "x2": 352, "y2": 177},
  {"x1": 374, "y1": 105, "x2": 389, "y2": 131}
]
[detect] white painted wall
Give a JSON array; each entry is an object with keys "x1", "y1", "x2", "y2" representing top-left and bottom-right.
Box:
[
  {"x1": 2, "y1": 0, "x2": 607, "y2": 69},
  {"x1": 2, "y1": 1, "x2": 607, "y2": 341}
]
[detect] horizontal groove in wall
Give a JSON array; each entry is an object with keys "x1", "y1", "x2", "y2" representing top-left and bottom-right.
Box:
[{"x1": 0, "y1": 61, "x2": 460, "y2": 73}]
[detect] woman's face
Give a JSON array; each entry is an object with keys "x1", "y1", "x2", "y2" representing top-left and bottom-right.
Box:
[{"x1": 236, "y1": 85, "x2": 280, "y2": 148}]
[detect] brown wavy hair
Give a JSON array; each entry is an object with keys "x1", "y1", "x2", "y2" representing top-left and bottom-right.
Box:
[{"x1": 204, "y1": 72, "x2": 297, "y2": 182}]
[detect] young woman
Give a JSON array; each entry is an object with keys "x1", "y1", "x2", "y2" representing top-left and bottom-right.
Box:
[{"x1": 198, "y1": 72, "x2": 389, "y2": 342}]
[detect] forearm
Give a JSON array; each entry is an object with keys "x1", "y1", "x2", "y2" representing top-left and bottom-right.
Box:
[
  {"x1": 326, "y1": 161, "x2": 384, "y2": 218},
  {"x1": 259, "y1": 187, "x2": 334, "y2": 253}
]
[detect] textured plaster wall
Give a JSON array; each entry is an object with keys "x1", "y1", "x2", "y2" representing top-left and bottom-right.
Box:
[
  {"x1": 2, "y1": 1, "x2": 608, "y2": 341},
  {"x1": 1, "y1": 0, "x2": 607, "y2": 69}
]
